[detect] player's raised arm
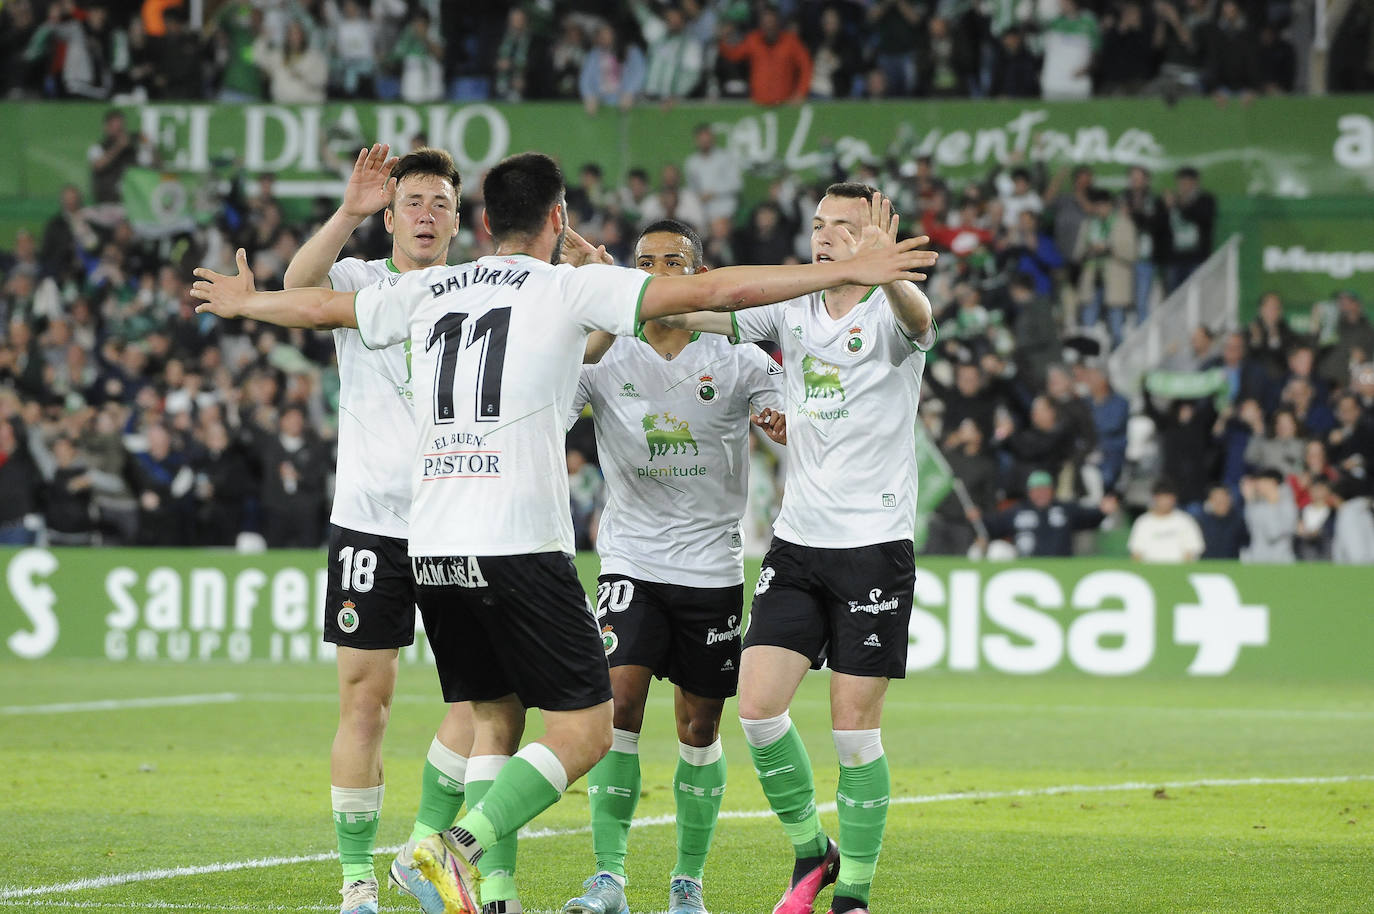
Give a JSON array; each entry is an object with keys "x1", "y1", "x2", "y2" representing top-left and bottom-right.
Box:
[
  {"x1": 637, "y1": 235, "x2": 937, "y2": 320},
  {"x1": 285, "y1": 144, "x2": 399, "y2": 289},
  {"x1": 842, "y1": 192, "x2": 934, "y2": 339},
  {"x1": 193, "y1": 248, "x2": 359, "y2": 330}
]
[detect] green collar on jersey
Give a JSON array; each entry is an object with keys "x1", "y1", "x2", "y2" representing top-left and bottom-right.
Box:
[
  {"x1": 821, "y1": 285, "x2": 879, "y2": 305},
  {"x1": 385, "y1": 258, "x2": 400, "y2": 274}
]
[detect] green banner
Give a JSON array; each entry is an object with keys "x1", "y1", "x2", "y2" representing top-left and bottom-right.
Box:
[
  {"x1": 4, "y1": 96, "x2": 1374, "y2": 216},
  {"x1": 120, "y1": 167, "x2": 219, "y2": 233},
  {"x1": 912, "y1": 423, "x2": 955, "y2": 551},
  {"x1": 2, "y1": 548, "x2": 1368, "y2": 681}
]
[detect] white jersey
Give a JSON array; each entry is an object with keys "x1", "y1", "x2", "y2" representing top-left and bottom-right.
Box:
[
  {"x1": 353, "y1": 254, "x2": 650, "y2": 557},
  {"x1": 327, "y1": 257, "x2": 414, "y2": 539},
  {"x1": 732, "y1": 286, "x2": 936, "y2": 548},
  {"x1": 571, "y1": 333, "x2": 783, "y2": 587}
]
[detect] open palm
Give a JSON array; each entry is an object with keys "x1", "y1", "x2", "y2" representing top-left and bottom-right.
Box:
[{"x1": 341, "y1": 143, "x2": 400, "y2": 220}]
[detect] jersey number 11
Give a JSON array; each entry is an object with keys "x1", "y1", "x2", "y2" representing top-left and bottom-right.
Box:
[{"x1": 426, "y1": 308, "x2": 511, "y2": 424}]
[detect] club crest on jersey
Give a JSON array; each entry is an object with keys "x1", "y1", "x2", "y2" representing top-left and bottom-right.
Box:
[
  {"x1": 337, "y1": 602, "x2": 360, "y2": 633},
  {"x1": 845, "y1": 326, "x2": 865, "y2": 354},
  {"x1": 695, "y1": 375, "x2": 718, "y2": 404},
  {"x1": 602, "y1": 625, "x2": 619, "y2": 655}
]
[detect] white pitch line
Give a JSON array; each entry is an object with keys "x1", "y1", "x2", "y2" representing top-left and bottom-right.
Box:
[
  {"x1": 3, "y1": 773, "x2": 1370, "y2": 902},
  {"x1": 0, "y1": 694, "x2": 241, "y2": 715}
]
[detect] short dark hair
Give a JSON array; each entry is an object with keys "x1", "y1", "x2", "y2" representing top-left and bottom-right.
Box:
[
  {"x1": 1176, "y1": 166, "x2": 1201, "y2": 180},
  {"x1": 825, "y1": 181, "x2": 879, "y2": 201},
  {"x1": 638, "y1": 219, "x2": 704, "y2": 269},
  {"x1": 1152, "y1": 478, "x2": 1177, "y2": 496},
  {"x1": 389, "y1": 148, "x2": 462, "y2": 211},
  {"x1": 482, "y1": 152, "x2": 565, "y2": 240}
]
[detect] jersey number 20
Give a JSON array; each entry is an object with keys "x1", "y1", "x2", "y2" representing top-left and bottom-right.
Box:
[{"x1": 426, "y1": 308, "x2": 511, "y2": 424}]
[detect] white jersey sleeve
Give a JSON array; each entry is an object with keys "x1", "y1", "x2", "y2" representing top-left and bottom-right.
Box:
[
  {"x1": 328, "y1": 257, "x2": 375, "y2": 291},
  {"x1": 739, "y1": 344, "x2": 785, "y2": 414},
  {"x1": 353, "y1": 268, "x2": 435, "y2": 350},
  {"x1": 731, "y1": 302, "x2": 783, "y2": 346},
  {"x1": 561, "y1": 264, "x2": 652, "y2": 336}
]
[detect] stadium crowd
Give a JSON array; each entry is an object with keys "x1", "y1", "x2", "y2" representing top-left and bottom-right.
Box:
[{"x1": 4, "y1": 0, "x2": 1367, "y2": 105}]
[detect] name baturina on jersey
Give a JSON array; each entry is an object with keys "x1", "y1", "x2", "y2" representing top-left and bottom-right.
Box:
[{"x1": 428, "y1": 265, "x2": 530, "y2": 296}]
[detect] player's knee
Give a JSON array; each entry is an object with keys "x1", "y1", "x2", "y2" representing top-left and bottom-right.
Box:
[{"x1": 611, "y1": 695, "x2": 647, "y2": 732}]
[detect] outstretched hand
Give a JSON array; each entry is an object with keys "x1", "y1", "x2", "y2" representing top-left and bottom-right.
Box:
[
  {"x1": 341, "y1": 144, "x2": 400, "y2": 220},
  {"x1": 562, "y1": 227, "x2": 614, "y2": 267},
  {"x1": 752, "y1": 407, "x2": 787, "y2": 445},
  {"x1": 191, "y1": 248, "x2": 256, "y2": 318},
  {"x1": 838, "y1": 191, "x2": 900, "y2": 259},
  {"x1": 844, "y1": 234, "x2": 938, "y2": 286}
]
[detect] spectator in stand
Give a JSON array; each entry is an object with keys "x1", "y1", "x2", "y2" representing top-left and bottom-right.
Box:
[
  {"x1": 1244, "y1": 407, "x2": 1306, "y2": 477},
  {"x1": 42, "y1": 185, "x2": 99, "y2": 281},
  {"x1": 1144, "y1": 388, "x2": 1215, "y2": 507},
  {"x1": 148, "y1": 10, "x2": 205, "y2": 99},
  {"x1": 617, "y1": 167, "x2": 653, "y2": 227},
  {"x1": 1328, "y1": 393, "x2": 1374, "y2": 481},
  {"x1": 1281, "y1": 377, "x2": 1334, "y2": 439},
  {"x1": 1121, "y1": 166, "x2": 1161, "y2": 322},
  {"x1": 984, "y1": 469, "x2": 1119, "y2": 557},
  {"x1": 1046, "y1": 364, "x2": 1098, "y2": 473},
  {"x1": 194, "y1": 420, "x2": 252, "y2": 546},
  {"x1": 923, "y1": 17, "x2": 978, "y2": 98},
  {"x1": 256, "y1": 20, "x2": 328, "y2": 104},
  {"x1": 1205, "y1": 0, "x2": 1259, "y2": 97},
  {"x1": 493, "y1": 6, "x2": 549, "y2": 101},
  {"x1": 208, "y1": 1, "x2": 266, "y2": 102},
  {"x1": 1044, "y1": 164, "x2": 1094, "y2": 281},
  {"x1": 0, "y1": 417, "x2": 41, "y2": 544},
  {"x1": 1331, "y1": 477, "x2": 1374, "y2": 563},
  {"x1": 88, "y1": 110, "x2": 141, "y2": 206},
  {"x1": 1040, "y1": 0, "x2": 1099, "y2": 100},
  {"x1": 258, "y1": 404, "x2": 325, "y2": 548},
  {"x1": 928, "y1": 418, "x2": 999, "y2": 556},
  {"x1": 580, "y1": 22, "x2": 646, "y2": 114},
  {"x1": 1294, "y1": 477, "x2": 1335, "y2": 560},
  {"x1": 932, "y1": 360, "x2": 999, "y2": 443},
  {"x1": 1318, "y1": 291, "x2": 1374, "y2": 388},
  {"x1": 567, "y1": 446, "x2": 604, "y2": 550},
  {"x1": 989, "y1": 27, "x2": 1039, "y2": 98},
  {"x1": 1098, "y1": 1, "x2": 1154, "y2": 94},
  {"x1": 1256, "y1": 24, "x2": 1296, "y2": 94},
  {"x1": 1074, "y1": 190, "x2": 1137, "y2": 346},
  {"x1": 0, "y1": 0, "x2": 42, "y2": 98},
  {"x1": 633, "y1": 0, "x2": 706, "y2": 101},
  {"x1": 684, "y1": 124, "x2": 743, "y2": 224},
  {"x1": 1196, "y1": 484, "x2": 1249, "y2": 559},
  {"x1": 1003, "y1": 272, "x2": 1060, "y2": 389},
  {"x1": 1002, "y1": 396, "x2": 1075, "y2": 494},
  {"x1": 1128, "y1": 478, "x2": 1205, "y2": 562},
  {"x1": 1005, "y1": 209, "x2": 1064, "y2": 299},
  {"x1": 1160, "y1": 166, "x2": 1216, "y2": 292},
  {"x1": 43, "y1": 436, "x2": 97, "y2": 544},
  {"x1": 390, "y1": 8, "x2": 445, "y2": 104},
  {"x1": 867, "y1": 0, "x2": 921, "y2": 95},
  {"x1": 1246, "y1": 292, "x2": 1298, "y2": 380},
  {"x1": 717, "y1": 7, "x2": 812, "y2": 106},
  {"x1": 1162, "y1": 324, "x2": 1218, "y2": 372},
  {"x1": 130, "y1": 423, "x2": 193, "y2": 546},
  {"x1": 329, "y1": 0, "x2": 376, "y2": 98},
  {"x1": 732, "y1": 202, "x2": 794, "y2": 265},
  {"x1": 548, "y1": 15, "x2": 588, "y2": 100},
  {"x1": 1151, "y1": 0, "x2": 1207, "y2": 99},
  {"x1": 1240, "y1": 469, "x2": 1297, "y2": 563},
  {"x1": 1084, "y1": 363, "x2": 1129, "y2": 490},
  {"x1": 808, "y1": 5, "x2": 862, "y2": 99}
]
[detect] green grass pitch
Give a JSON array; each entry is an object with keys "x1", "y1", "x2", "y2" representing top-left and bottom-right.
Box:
[{"x1": 2, "y1": 559, "x2": 1371, "y2": 914}]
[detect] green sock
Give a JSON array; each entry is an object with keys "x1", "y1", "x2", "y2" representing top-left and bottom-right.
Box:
[
  {"x1": 466, "y1": 755, "x2": 519, "y2": 902},
  {"x1": 410, "y1": 738, "x2": 467, "y2": 843},
  {"x1": 748, "y1": 722, "x2": 826, "y2": 859},
  {"x1": 332, "y1": 784, "x2": 383, "y2": 884},
  {"x1": 455, "y1": 743, "x2": 567, "y2": 853},
  {"x1": 834, "y1": 754, "x2": 890, "y2": 905},
  {"x1": 673, "y1": 739, "x2": 726, "y2": 882},
  {"x1": 587, "y1": 729, "x2": 642, "y2": 878}
]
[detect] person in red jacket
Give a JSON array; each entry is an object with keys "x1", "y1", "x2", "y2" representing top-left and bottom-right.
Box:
[{"x1": 718, "y1": 7, "x2": 812, "y2": 105}]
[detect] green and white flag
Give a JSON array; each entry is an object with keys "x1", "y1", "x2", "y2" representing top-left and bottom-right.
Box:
[
  {"x1": 913, "y1": 421, "x2": 956, "y2": 550},
  {"x1": 120, "y1": 168, "x2": 217, "y2": 234}
]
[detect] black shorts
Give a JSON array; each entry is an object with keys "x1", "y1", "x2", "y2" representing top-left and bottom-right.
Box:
[
  {"x1": 596, "y1": 575, "x2": 744, "y2": 699},
  {"x1": 414, "y1": 552, "x2": 611, "y2": 712},
  {"x1": 323, "y1": 524, "x2": 417, "y2": 650},
  {"x1": 743, "y1": 537, "x2": 914, "y2": 679}
]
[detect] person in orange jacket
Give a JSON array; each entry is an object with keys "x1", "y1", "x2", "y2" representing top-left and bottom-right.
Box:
[{"x1": 718, "y1": 6, "x2": 812, "y2": 105}]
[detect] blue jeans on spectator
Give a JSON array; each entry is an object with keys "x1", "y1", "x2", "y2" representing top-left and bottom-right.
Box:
[
  {"x1": 1134, "y1": 261, "x2": 1155, "y2": 324},
  {"x1": 0, "y1": 520, "x2": 36, "y2": 545},
  {"x1": 876, "y1": 52, "x2": 917, "y2": 96}
]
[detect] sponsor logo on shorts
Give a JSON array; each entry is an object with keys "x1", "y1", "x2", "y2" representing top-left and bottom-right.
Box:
[
  {"x1": 864, "y1": 633, "x2": 882, "y2": 647},
  {"x1": 721, "y1": 658, "x2": 735, "y2": 672},
  {"x1": 706, "y1": 614, "x2": 741, "y2": 645},
  {"x1": 754, "y1": 567, "x2": 775, "y2": 596},
  {"x1": 850, "y1": 588, "x2": 900, "y2": 614},
  {"x1": 411, "y1": 556, "x2": 489, "y2": 588},
  {"x1": 601, "y1": 625, "x2": 618, "y2": 655},
  {"x1": 337, "y1": 602, "x2": 360, "y2": 633}
]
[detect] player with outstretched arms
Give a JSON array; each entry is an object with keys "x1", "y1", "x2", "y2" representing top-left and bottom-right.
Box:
[
  {"x1": 560, "y1": 219, "x2": 787, "y2": 914},
  {"x1": 657, "y1": 185, "x2": 938, "y2": 914},
  {"x1": 281, "y1": 144, "x2": 495, "y2": 914},
  {"x1": 191, "y1": 153, "x2": 937, "y2": 914}
]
